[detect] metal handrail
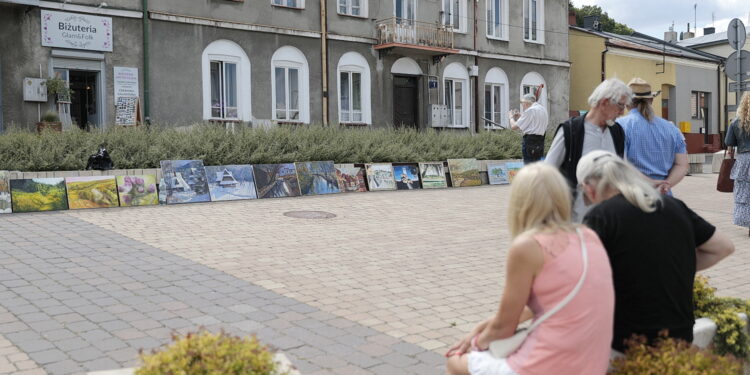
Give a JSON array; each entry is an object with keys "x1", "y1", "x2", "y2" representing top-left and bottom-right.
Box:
[
  {"x1": 375, "y1": 17, "x2": 454, "y2": 49},
  {"x1": 482, "y1": 117, "x2": 509, "y2": 129}
]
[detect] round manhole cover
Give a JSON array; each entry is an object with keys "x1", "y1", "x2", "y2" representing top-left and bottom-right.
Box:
[{"x1": 283, "y1": 210, "x2": 337, "y2": 219}]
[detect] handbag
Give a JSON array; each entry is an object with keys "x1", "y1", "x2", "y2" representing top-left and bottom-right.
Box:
[
  {"x1": 717, "y1": 149, "x2": 735, "y2": 193},
  {"x1": 489, "y1": 228, "x2": 589, "y2": 358}
]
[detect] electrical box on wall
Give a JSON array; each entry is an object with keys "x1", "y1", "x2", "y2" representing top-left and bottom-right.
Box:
[
  {"x1": 23, "y1": 78, "x2": 47, "y2": 102},
  {"x1": 468, "y1": 65, "x2": 479, "y2": 77},
  {"x1": 429, "y1": 104, "x2": 448, "y2": 127}
]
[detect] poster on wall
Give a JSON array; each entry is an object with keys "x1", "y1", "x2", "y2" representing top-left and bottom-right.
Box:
[
  {"x1": 114, "y1": 67, "x2": 139, "y2": 101},
  {"x1": 115, "y1": 97, "x2": 141, "y2": 126},
  {"x1": 41, "y1": 10, "x2": 113, "y2": 52}
]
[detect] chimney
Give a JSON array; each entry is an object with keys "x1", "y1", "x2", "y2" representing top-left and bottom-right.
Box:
[
  {"x1": 664, "y1": 24, "x2": 677, "y2": 43},
  {"x1": 569, "y1": 9, "x2": 576, "y2": 26},
  {"x1": 583, "y1": 15, "x2": 601, "y2": 31},
  {"x1": 703, "y1": 27, "x2": 715, "y2": 35},
  {"x1": 681, "y1": 23, "x2": 695, "y2": 40}
]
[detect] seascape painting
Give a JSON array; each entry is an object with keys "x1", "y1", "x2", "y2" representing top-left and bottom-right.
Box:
[
  {"x1": 0, "y1": 171, "x2": 11, "y2": 213},
  {"x1": 365, "y1": 163, "x2": 396, "y2": 191},
  {"x1": 487, "y1": 163, "x2": 510, "y2": 185},
  {"x1": 447, "y1": 158, "x2": 482, "y2": 187},
  {"x1": 393, "y1": 164, "x2": 421, "y2": 190},
  {"x1": 253, "y1": 163, "x2": 301, "y2": 199},
  {"x1": 116, "y1": 175, "x2": 159, "y2": 207},
  {"x1": 10, "y1": 178, "x2": 68, "y2": 213},
  {"x1": 418, "y1": 162, "x2": 447, "y2": 189},
  {"x1": 205, "y1": 165, "x2": 258, "y2": 201},
  {"x1": 506, "y1": 162, "x2": 524, "y2": 183},
  {"x1": 295, "y1": 161, "x2": 340, "y2": 196},
  {"x1": 160, "y1": 160, "x2": 212, "y2": 204},
  {"x1": 335, "y1": 166, "x2": 367, "y2": 192},
  {"x1": 66, "y1": 176, "x2": 120, "y2": 209}
]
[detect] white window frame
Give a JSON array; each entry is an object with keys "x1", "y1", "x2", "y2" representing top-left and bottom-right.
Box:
[
  {"x1": 337, "y1": 52, "x2": 371, "y2": 125},
  {"x1": 523, "y1": 0, "x2": 545, "y2": 44},
  {"x1": 210, "y1": 59, "x2": 239, "y2": 120},
  {"x1": 271, "y1": 46, "x2": 310, "y2": 124},
  {"x1": 338, "y1": 0, "x2": 367, "y2": 17},
  {"x1": 486, "y1": 0, "x2": 509, "y2": 41},
  {"x1": 394, "y1": 0, "x2": 416, "y2": 21},
  {"x1": 442, "y1": 0, "x2": 467, "y2": 33},
  {"x1": 272, "y1": 0, "x2": 304, "y2": 9},
  {"x1": 520, "y1": 71, "x2": 547, "y2": 109},
  {"x1": 201, "y1": 40, "x2": 252, "y2": 121},
  {"x1": 443, "y1": 62, "x2": 470, "y2": 128},
  {"x1": 484, "y1": 67, "x2": 509, "y2": 129}
]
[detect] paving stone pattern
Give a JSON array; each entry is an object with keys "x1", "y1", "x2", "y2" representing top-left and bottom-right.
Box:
[{"x1": 0, "y1": 215, "x2": 443, "y2": 375}]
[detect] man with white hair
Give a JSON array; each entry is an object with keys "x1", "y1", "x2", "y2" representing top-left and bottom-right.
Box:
[
  {"x1": 509, "y1": 93, "x2": 548, "y2": 164},
  {"x1": 545, "y1": 78, "x2": 633, "y2": 221}
]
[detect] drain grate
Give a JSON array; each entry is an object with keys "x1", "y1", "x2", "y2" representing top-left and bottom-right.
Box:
[{"x1": 283, "y1": 210, "x2": 337, "y2": 219}]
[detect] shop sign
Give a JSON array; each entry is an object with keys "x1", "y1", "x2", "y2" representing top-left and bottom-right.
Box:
[
  {"x1": 114, "y1": 67, "x2": 139, "y2": 101},
  {"x1": 41, "y1": 10, "x2": 113, "y2": 52}
]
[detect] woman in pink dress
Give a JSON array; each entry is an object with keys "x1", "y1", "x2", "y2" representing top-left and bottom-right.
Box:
[{"x1": 445, "y1": 163, "x2": 615, "y2": 375}]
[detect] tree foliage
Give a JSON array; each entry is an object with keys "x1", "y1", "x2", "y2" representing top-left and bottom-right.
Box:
[{"x1": 569, "y1": 1, "x2": 634, "y2": 35}]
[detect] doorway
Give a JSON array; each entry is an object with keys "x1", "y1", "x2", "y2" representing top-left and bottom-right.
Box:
[
  {"x1": 68, "y1": 70, "x2": 99, "y2": 130},
  {"x1": 393, "y1": 75, "x2": 418, "y2": 128}
]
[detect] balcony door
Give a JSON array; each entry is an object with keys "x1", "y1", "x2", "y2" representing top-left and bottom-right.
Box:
[{"x1": 393, "y1": 75, "x2": 418, "y2": 128}]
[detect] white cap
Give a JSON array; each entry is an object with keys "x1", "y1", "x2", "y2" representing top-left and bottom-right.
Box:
[{"x1": 576, "y1": 150, "x2": 617, "y2": 184}]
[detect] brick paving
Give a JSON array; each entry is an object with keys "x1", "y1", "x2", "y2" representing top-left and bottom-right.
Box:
[{"x1": 0, "y1": 172, "x2": 746, "y2": 375}]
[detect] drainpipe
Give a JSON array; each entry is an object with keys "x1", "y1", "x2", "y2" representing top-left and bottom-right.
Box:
[
  {"x1": 320, "y1": 0, "x2": 329, "y2": 125},
  {"x1": 0, "y1": 60, "x2": 3, "y2": 132},
  {"x1": 716, "y1": 63, "x2": 721, "y2": 139},
  {"x1": 473, "y1": 0, "x2": 479, "y2": 133},
  {"x1": 601, "y1": 46, "x2": 608, "y2": 82},
  {"x1": 142, "y1": 0, "x2": 150, "y2": 124}
]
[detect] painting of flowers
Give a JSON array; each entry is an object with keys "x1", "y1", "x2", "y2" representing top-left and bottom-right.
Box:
[{"x1": 116, "y1": 175, "x2": 158, "y2": 207}]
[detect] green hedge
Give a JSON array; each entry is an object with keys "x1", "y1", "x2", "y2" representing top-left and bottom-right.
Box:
[{"x1": 0, "y1": 125, "x2": 533, "y2": 172}]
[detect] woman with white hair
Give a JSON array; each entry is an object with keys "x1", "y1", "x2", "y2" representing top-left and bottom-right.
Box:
[
  {"x1": 726, "y1": 92, "x2": 750, "y2": 236},
  {"x1": 577, "y1": 150, "x2": 734, "y2": 353},
  {"x1": 445, "y1": 163, "x2": 615, "y2": 375}
]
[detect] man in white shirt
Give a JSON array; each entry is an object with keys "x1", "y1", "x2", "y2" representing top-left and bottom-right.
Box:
[{"x1": 509, "y1": 94, "x2": 549, "y2": 164}]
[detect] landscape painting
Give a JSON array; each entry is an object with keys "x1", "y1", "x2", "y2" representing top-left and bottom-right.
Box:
[
  {"x1": 158, "y1": 178, "x2": 166, "y2": 205},
  {"x1": 506, "y1": 162, "x2": 524, "y2": 183},
  {"x1": 487, "y1": 163, "x2": 510, "y2": 185},
  {"x1": 116, "y1": 175, "x2": 159, "y2": 207},
  {"x1": 295, "y1": 161, "x2": 341, "y2": 196},
  {"x1": 418, "y1": 162, "x2": 447, "y2": 189},
  {"x1": 10, "y1": 178, "x2": 68, "y2": 213},
  {"x1": 160, "y1": 160, "x2": 211, "y2": 204},
  {"x1": 253, "y1": 163, "x2": 301, "y2": 199},
  {"x1": 335, "y1": 166, "x2": 367, "y2": 192},
  {"x1": 447, "y1": 159, "x2": 482, "y2": 187},
  {"x1": 393, "y1": 164, "x2": 421, "y2": 190},
  {"x1": 66, "y1": 176, "x2": 120, "y2": 209},
  {"x1": 365, "y1": 163, "x2": 396, "y2": 191},
  {"x1": 0, "y1": 171, "x2": 11, "y2": 213},
  {"x1": 205, "y1": 165, "x2": 258, "y2": 201}
]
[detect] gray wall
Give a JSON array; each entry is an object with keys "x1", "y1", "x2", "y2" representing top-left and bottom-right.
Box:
[{"x1": 675, "y1": 64, "x2": 720, "y2": 134}]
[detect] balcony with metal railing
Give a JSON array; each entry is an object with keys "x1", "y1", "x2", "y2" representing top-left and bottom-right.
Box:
[{"x1": 374, "y1": 17, "x2": 458, "y2": 55}]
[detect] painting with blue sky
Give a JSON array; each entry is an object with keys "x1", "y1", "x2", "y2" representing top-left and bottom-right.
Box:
[
  {"x1": 205, "y1": 165, "x2": 258, "y2": 201},
  {"x1": 393, "y1": 164, "x2": 421, "y2": 190}
]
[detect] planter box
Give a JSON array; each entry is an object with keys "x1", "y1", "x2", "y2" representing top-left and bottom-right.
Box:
[
  {"x1": 86, "y1": 352, "x2": 300, "y2": 375},
  {"x1": 36, "y1": 122, "x2": 62, "y2": 133}
]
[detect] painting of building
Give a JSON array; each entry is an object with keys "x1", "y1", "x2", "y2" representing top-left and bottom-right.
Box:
[
  {"x1": 253, "y1": 164, "x2": 301, "y2": 199},
  {"x1": 365, "y1": 163, "x2": 396, "y2": 191},
  {"x1": 205, "y1": 165, "x2": 258, "y2": 201},
  {"x1": 160, "y1": 160, "x2": 211, "y2": 204},
  {"x1": 335, "y1": 166, "x2": 367, "y2": 193},
  {"x1": 487, "y1": 163, "x2": 510, "y2": 185},
  {"x1": 393, "y1": 164, "x2": 421, "y2": 190},
  {"x1": 66, "y1": 176, "x2": 120, "y2": 209},
  {"x1": 418, "y1": 162, "x2": 447, "y2": 189},
  {"x1": 447, "y1": 159, "x2": 482, "y2": 187},
  {"x1": 116, "y1": 175, "x2": 159, "y2": 207},
  {"x1": 0, "y1": 171, "x2": 11, "y2": 213},
  {"x1": 10, "y1": 178, "x2": 68, "y2": 212},
  {"x1": 295, "y1": 161, "x2": 341, "y2": 196}
]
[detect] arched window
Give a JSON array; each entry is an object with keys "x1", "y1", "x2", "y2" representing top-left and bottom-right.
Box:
[
  {"x1": 443, "y1": 62, "x2": 470, "y2": 128},
  {"x1": 201, "y1": 40, "x2": 252, "y2": 121},
  {"x1": 484, "y1": 67, "x2": 509, "y2": 129},
  {"x1": 520, "y1": 71, "x2": 547, "y2": 108},
  {"x1": 337, "y1": 52, "x2": 371, "y2": 124},
  {"x1": 272, "y1": 46, "x2": 310, "y2": 123}
]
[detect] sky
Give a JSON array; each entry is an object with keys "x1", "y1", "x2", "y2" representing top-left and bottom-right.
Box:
[{"x1": 571, "y1": 0, "x2": 750, "y2": 39}]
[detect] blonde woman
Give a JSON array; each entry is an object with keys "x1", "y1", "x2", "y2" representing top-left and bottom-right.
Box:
[
  {"x1": 578, "y1": 151, "x2": 734, "y2": 352},
  {"x1": 445, "y1": 163, "x2": 615, "y2": 375},
  {"x1": 727, "y1": 92, "x2": 750, "y2": 236}
]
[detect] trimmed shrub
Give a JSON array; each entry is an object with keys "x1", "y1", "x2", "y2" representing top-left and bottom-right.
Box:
[{"x1": 694, "y1": 275, "x2": 750, "y2": 359}]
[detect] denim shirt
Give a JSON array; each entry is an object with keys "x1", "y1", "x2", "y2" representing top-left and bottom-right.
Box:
[{"x1": 725, "y1": 119, "x2": 750, "y2": 154}]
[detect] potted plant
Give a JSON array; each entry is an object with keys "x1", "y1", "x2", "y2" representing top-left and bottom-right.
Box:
[
  {"x1": 45, "y1": 76, "x2": 73, "y2": 103},
  {"x1": 36, "y1": 110, "x2": 62, "y2": 133}
]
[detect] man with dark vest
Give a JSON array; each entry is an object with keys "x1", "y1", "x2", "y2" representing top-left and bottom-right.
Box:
[{"x1": 545, "y1": 78, "x2": 633, "y2": 221}]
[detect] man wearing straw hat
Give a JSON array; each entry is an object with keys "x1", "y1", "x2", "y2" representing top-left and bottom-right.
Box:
[{"x1": 619, "y1": 77, "x2": 687, "y2": 195}]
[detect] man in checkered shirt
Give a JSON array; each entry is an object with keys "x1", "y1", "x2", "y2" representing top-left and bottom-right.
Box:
[{"x1": 619, "y1": 78, "x2": 688, "y2": 195}]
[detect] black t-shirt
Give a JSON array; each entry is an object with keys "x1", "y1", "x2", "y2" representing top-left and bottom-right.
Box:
[{"x1": 583, "y1": 194, "x2": 716, "y2": 352}]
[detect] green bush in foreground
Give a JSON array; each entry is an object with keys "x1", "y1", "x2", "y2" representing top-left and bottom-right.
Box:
[{"x1": 0, "y1": 125, "x2": 529, "y2": 171}]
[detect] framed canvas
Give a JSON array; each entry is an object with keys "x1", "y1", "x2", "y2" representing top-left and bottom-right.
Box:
[
  {"x1": 116, "y1": 175, "x2": 159, "y2": 207},
  {"x1": 253, "y1": 163, "x2": 301, "y2": 199},
  {"x1": 295, "y1": 161, "x2": 341, "y2": 196},
  {"x1": 10, "y1": 178, "x2": 68, "y2": 212},
  {"x1": 487, "y1": 163, "x2": 510, "y2": 185},
  {"x1": 447, "y1": 158, "x2": 482, "y2": 187},
  {"x1": 160, "y1": 160, "x2": 212, "y2": 204},
  {"x1": 393, "y1": 164, "x2": 421, "y2": 190},
  {"x1": 158, "y1": 178, "x2": 166, "y2": 205},
  {"x1": 335, "y1": 166, "x2": 367, "y2": 192},
  {"x1": 205, "y1": 165, "x2": 258, "y2": 201},
  {"x1": 0, "y1": 171, "x2": 11, "y2": 213},
  {"x1": 506, "y1": 162, "x2": 524, "y2": 183},
  {"x1": 418, "y1": 162, "x2": 447, "y2": 189},
  {"x1": 365, "y1": 163, "x2": 396, "y2": 191},
  {"x1": 65, "y1": 176, "x2": 120, "y2": 209}
]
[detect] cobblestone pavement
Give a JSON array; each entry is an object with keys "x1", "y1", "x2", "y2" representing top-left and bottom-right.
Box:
[{"x1": 0, "y1": 173, "x2": 746, "y2": 375}]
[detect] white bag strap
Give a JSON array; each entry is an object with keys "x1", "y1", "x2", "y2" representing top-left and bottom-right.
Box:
[{"x1": 526, "y1": 227, "x2": 589, "y2": 332}]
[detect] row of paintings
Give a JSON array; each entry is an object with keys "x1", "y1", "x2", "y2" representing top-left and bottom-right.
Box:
[{"x1": 0, "y1": 159, "x2": 521, "y2": 213}]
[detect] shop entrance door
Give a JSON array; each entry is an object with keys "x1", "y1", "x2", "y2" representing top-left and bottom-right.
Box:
[
  {"x1": 68, "y1": 70, "x2": 99, "y2": 130},
  {"x1": 393, "y1": 75, "x2": 418, "y2": 128}
]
